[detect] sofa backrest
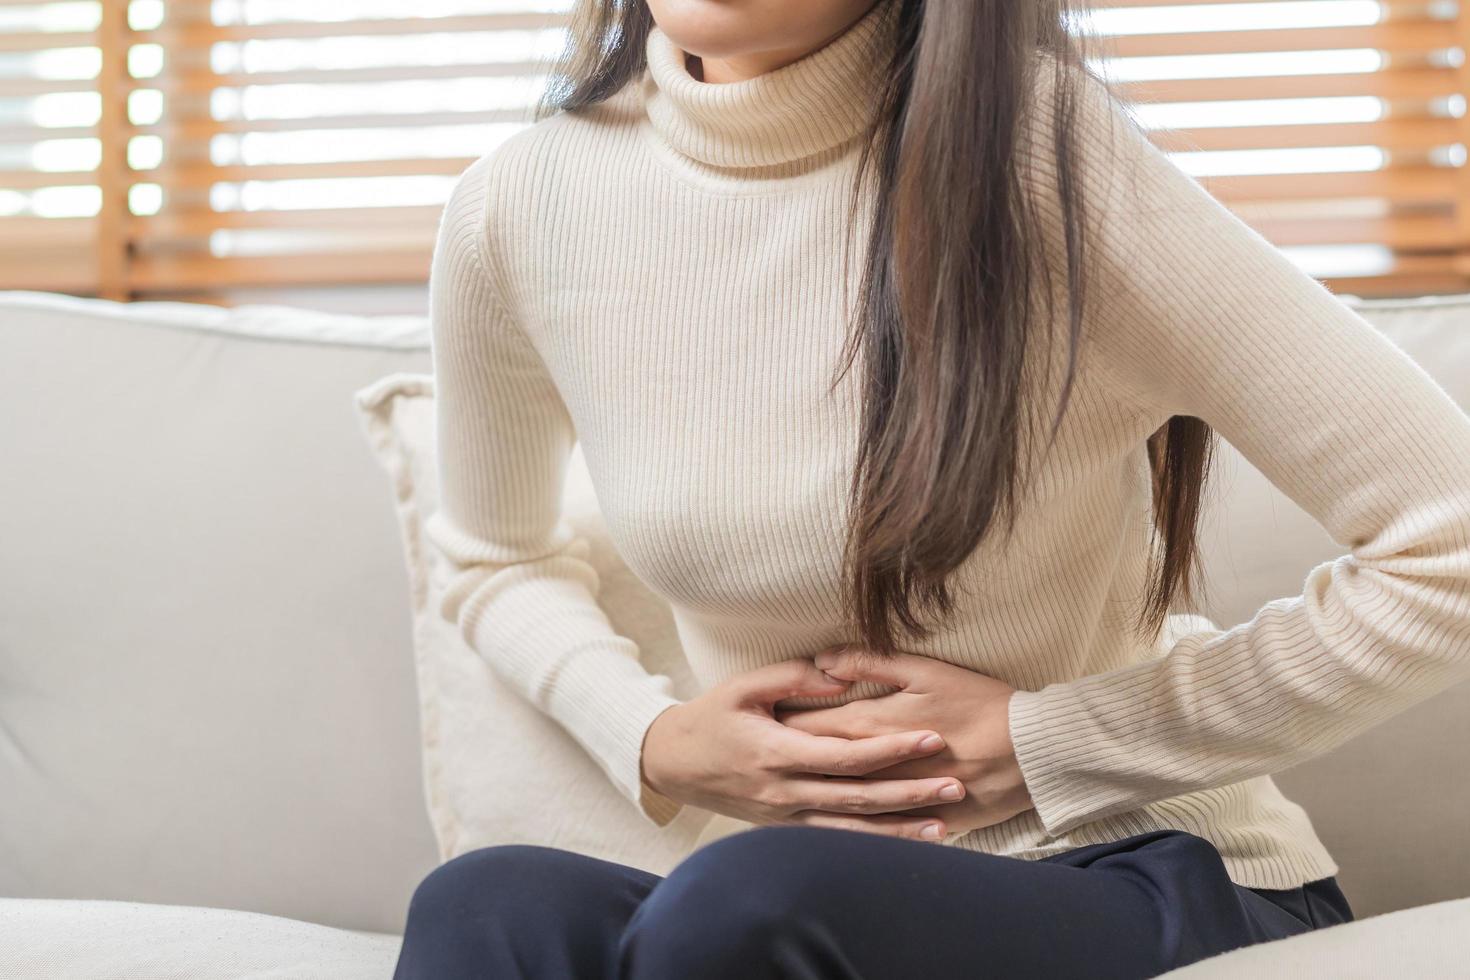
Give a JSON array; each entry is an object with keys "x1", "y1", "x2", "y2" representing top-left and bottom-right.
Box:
[
  {"x1": 1, "y1": 289, "x2": 1466, "y2": 929},
  {"x1": 0, "y1": 292, "x2": 439, "y2": 934}
]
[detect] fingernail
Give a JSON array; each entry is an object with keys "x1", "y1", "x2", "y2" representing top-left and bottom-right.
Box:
[
  {"x1": 920, "y1": 823, "x2": 943, "y2": 840},
  {"x1": 917, "y1": 733, "x2": 943, "y2": 751},
  {"x1": 813, "y1": 651, "x2": 837, "y2": 669},
  {"x1": 939, "y1": 782, "x2": 963, "y2": 800}
]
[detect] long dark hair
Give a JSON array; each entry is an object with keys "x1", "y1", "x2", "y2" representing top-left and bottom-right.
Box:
[{"x1": 537, "y1": 0, "x2": 1215, "y2": 656}]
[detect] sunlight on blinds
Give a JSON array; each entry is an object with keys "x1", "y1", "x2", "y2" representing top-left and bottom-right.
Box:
[
  {"x1": 0, "y1": 0, "x2": 107, "y2": 291},
  {"x1": 119, "y1": 0, "x2": 570, "y2": 292},
  {"x1": 1084, "y1": 0, "x2": 1470, "y2": 291},
  {"x1": 3, "y1": 0, "x2": 1469, "y2": 299}
]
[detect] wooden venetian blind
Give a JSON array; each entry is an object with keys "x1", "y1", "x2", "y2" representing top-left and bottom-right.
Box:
[
  {"x1": 3, "y1": 1, "x2": 1470, "y2": 300},
  {"x1": 0, "y1": 0, "x2": 111, "y2": 293},
  {"x1": 1087, "y1": 0, "x2": 1470, "y2": 295},
  {"x1": 0, "y1": 0, "x2": 571, "y2": 301}
]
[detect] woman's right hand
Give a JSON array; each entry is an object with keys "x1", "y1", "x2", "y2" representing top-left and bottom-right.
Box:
[{"x1": 639, "y1": 658, "x2": 964, "y2": 841}]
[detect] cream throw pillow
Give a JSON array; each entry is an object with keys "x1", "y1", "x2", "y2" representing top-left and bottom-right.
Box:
[{"x1": 353, "y1": 372, "x2": 720, "y2": 874}]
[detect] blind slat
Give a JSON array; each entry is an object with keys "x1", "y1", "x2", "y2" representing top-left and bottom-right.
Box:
[
  {"x1": 0, "y1": 77, "x2": 97, "y2": 96},
  {"x1": 1203, "y1": 167, "x2": 1457, "y2": 204},
  {"x1": 131, "y1": 61, "x2": 551, "y2": 92},
  {"x1": 0, "y1": 30, "x2": 95, "y2": 53},
  {"x1": 137, "y1": 156, "x2": 476, "y2": 186},
  {"x1": 140, "y1": 12, "x2": 565, "y2": 44},
  {"x1": 1103, "y1": 21, "x2": 1455, "y2": 58},
  {"x1": 1120, "y1": 68, "x2": 1456, "y2": 103},
  {"x1": 1249, "y1": 214, "x2": 1459, "y2": 248},
  {"x1": 1149, "y1": 117, "x2": 1459, "y2": 153},
  {"x1": 129, "y1": 250, "x2": 432, "y2": 291},
  {"x1": 128, "y1": 204, "x2": 444, "y2": 241},
  {"x1": 0, "y1": 171, "x2": 98, "y2": 190},
  {"x1": 136, "y1": 109, "x2": 526, "y2": 138}
]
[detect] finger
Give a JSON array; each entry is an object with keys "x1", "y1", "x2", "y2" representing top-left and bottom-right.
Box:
[
  {"x1": 778, "y1": 811, "x2": 947, "y2": 842},
  {"x1": 883, "y1": 802, "x2": 951, "y2": 820},
  {"x1": 730, "y1": 658, "x2": 850, "y2": 708},
  {"x1": 783, "y1": 775, "x2": 966, "y2": 815},
  {"x1": 812, "y1": 647, "x2": 937, "y2": 690},
  {"x1": 764, "y1": 726, "x2": 947, "y2": 776},
  {"x1": 855, "y1": 755, "x2": 924, "y2": 780},
  {"x1": 775, "y1": 698, "x2": 883, "y2": 738}
]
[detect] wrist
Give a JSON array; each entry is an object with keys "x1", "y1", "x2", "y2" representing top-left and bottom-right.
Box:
[
  {"x1": 640, "y1": 702, "x2": 683, "y2": 798},
  {"x1": 1002, "y1": 689, "x2": 1033, "y2": 811}
]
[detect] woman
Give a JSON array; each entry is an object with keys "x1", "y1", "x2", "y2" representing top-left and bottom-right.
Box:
[{"x1": 394, "y1": 0, "x2": 1470, "y2": 976}]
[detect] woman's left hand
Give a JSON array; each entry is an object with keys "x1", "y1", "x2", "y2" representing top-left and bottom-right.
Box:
[{"x1": 775, "y1": 644, "x2": 1035, "y2": 838}]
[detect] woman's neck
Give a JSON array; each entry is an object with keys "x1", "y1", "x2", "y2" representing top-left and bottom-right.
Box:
[{"x1": 640, "y1": 0, "x2": 901, "y2": 171}]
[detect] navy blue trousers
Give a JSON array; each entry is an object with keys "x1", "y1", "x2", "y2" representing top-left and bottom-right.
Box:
[{"x1": 392, "y1": 826, "x2": 1354, "y2": 979}]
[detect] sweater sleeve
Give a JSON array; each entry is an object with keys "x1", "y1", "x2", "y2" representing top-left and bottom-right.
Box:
[
  {"x1": 424, "y1": 153, "x2": 687, "y2": 828},
  {"x1": 1006, "y1": 63, "x2": 1470, "y2": 838}
]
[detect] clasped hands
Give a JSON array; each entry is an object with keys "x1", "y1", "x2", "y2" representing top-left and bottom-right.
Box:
[
  {"x1": 640, "y1": 642, "x2": 1037, "y2": 842},
  {"x1": 773, "y1": 643, "x2": 1035, "y2": 840}
]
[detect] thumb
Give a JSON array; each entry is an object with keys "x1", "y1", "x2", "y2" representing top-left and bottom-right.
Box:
[{"x1": 730, "y1": 657, "x2": 851, "y2": 709}]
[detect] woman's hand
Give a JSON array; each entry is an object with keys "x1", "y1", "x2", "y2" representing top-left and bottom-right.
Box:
[
  {"x1": 775, "y1": 645, "x2": 1035, "y2": 838},
  {"x1": 640, "y1": 657, "x2": 971, "y2": 841}
]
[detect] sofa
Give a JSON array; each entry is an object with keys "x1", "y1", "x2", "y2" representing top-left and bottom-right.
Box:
[{"x1": 1, "y1": 288, "x2": 1467, "y2": 977}]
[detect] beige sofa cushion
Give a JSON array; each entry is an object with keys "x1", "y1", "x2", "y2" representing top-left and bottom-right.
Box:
[
  {"x1": 0, "y1": 291, "x2": 439, "y2": 934},
  {"x1": 0, "y1": 899, "x2": 400, "y2": 980},
  {"x1": 1158, "y1": 896, "x2": 1470, "y2": 978}
]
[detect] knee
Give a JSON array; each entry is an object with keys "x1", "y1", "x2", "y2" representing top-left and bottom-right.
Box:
[
  {"x1": 1157, "y1": 831, "x2": 1231, "y2": 875},
  {"x1": 620, "y1": 827, "x2": 848, "y2": 977},
  {"x1": 403, "y1": 844, "x2": 570, "y2": 938},
  {"x1": 664, "y1": 825, "x2": 843, "y2": 911}
]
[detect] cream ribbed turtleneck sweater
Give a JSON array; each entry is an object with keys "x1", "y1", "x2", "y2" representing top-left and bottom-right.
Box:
[{"x1": 424, "y1": 0, "x2": 1470, "y2": 890}]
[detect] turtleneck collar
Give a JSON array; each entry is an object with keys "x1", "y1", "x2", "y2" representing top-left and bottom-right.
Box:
[{"x1": 640, "y1": 0, "x2": 900, "y2": 171}]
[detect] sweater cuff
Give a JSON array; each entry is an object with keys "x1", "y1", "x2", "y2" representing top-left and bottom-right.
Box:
[
  {"x1": 455, "y1": 559, "x2": 689, "y2": 830},
  {"x1": 637, "y1": 700, "x2": 686, "y2": 827},
  {"x1": 1007, "y1": 666, "x2": 1162, "y2": 838},
  {"x1": 1006, "y1": 614, "x2": 1245, "y2": 837},
  {"x1": 535, "y1": 641, "x2": 686, "y2": 828}
]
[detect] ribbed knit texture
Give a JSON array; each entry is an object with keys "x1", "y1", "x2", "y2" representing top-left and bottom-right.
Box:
[{"x1": 423, "y1": 0, "x2": 1470, "y2": 890}]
